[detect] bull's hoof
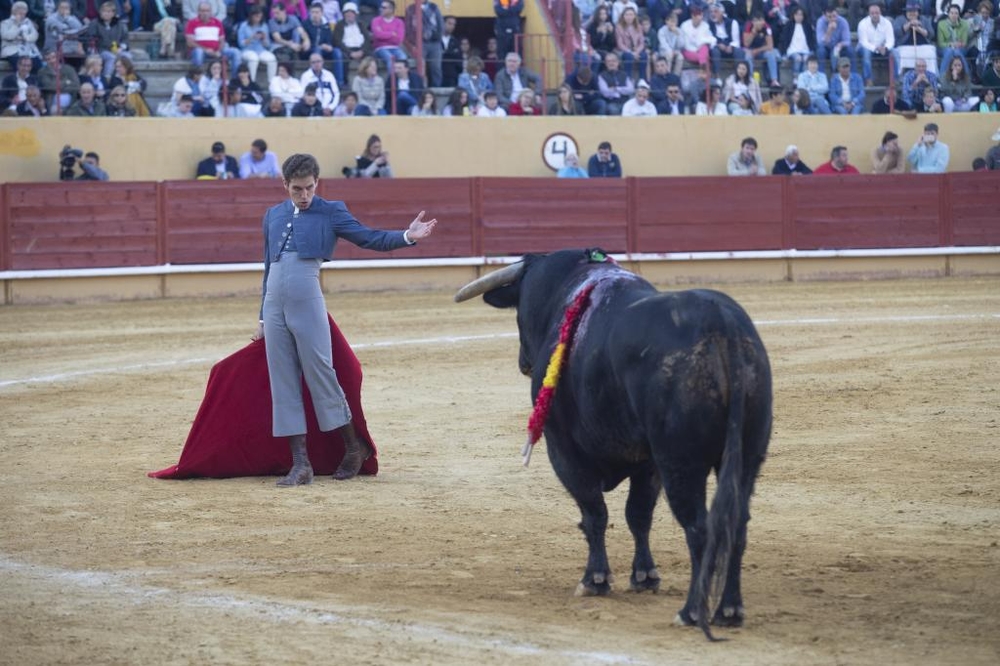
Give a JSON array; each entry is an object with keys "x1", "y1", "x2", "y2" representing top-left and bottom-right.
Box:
[
  {"x1": 629, "y1": 567, "x2": 661, "y2": 593},
  {"x1": 575, "y1": 572, "x2": 613, "y2": 597},
  {"x1": 712, "y1": 605, "x2": 745, "y2": 627}
]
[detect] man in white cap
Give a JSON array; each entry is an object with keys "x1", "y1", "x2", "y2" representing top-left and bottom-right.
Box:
[
  {"x1": 771, "y1": 144, "x2": 813, "y2": 175},
  {"x1": 621, "y1": 79, "x2": 658, "y2": 116},
  {"x1": 984, "y1": 128, "x2": 1000, "y2": 171}
]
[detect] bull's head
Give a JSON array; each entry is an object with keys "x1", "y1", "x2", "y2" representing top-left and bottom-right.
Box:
[{"x1": 454, "y1": 249, "x2": 610, "y2": 376}]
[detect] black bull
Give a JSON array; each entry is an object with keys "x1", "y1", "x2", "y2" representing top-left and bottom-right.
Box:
[{"x1": 455, "y1": 249, "x2": 773, "y2": 640}]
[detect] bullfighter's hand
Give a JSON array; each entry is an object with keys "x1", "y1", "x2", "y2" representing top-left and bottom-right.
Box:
[
  {"x1": 407, "y1": 211, "x2": 438, "y2": 241},
  {"x1": 252, "y1": 321, "x2": 264, "y2": 341}
]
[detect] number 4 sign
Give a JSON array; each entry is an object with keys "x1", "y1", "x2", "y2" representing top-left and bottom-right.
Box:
[{"x1": 541, "y1": 133, "x2": 580, "y2": 172}]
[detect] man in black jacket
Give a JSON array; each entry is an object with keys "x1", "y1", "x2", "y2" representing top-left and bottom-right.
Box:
[
  {"x1": 771, "y1": 144, "x2": 813, "y2": 175},
  {"x1": 384, "y1": 58, "x2": 424, "y2": 115},
  {"x1": 196, "y1": 141, "x2": 240, "y2": 179}
]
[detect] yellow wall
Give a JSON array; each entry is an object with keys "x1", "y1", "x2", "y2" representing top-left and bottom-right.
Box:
[
  {"x1": 0, "y1": 115, "x2": 993, "y2": 183},
  {"x1": 426, "y1": 0, "x2": 495, "y2": 17}
]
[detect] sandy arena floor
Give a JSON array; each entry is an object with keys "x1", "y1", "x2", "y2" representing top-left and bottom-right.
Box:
[{"x1": 1, "y1": 277, "x2": 999, "y2": 665}]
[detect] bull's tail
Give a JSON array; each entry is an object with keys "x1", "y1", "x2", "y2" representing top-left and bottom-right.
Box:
[{"x1": 693, "y1": 315, "x2": 747, "y2": 642}]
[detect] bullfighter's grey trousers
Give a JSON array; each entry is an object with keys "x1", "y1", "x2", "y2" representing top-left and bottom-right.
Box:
[{"x1": 263, "y1": 251, "x2": 352, "y2": 437}]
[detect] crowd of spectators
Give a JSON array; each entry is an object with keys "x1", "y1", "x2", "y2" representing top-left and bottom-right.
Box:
[
  {"x1": 563, "y1": 0, "x2": 1000, "y2": 116},
  {"x1": 2, "y1": 0, "x2": 999, "y2": 175},
  {"x1": 3, "y1": 0, "x2": 999, "y2": 117}
]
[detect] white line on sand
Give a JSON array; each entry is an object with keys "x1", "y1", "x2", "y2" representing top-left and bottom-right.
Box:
[
  {"x1": 2, "y1": 313, "x2": 997, "y2": 389},
  {"x1": 0, "y1": 557, "x2": 648, "y2": 665}
]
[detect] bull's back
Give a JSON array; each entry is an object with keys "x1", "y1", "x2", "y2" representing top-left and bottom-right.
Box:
[{"x1": 577, "y1": 289, "x2": 770, "y2": 461}]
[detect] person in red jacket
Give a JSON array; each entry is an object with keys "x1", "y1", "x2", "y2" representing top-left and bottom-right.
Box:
[{"x1": 813, "y1": 145, "x2": 861, "y2": 174}]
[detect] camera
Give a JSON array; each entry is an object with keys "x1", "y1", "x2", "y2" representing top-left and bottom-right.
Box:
[{"x1": 59, "y1": 145, "x2": 84, "y2": 181}]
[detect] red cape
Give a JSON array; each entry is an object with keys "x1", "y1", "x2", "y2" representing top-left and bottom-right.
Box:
[{"x1": 149, "y1": 315, "x2": 378, "y2": 479}]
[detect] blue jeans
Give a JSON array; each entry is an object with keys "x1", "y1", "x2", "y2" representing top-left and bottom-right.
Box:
[
  {"x1": 99, "y1": 50, "x2": 132, "y2": 78},
  {"x1": 191, "y1": 46, "x2": 242, "y2": 75},
  {"x1": 831, "y1": 97, "x2": 862, "y2": 114},
  {"x1": 619, "y1": 50, "x2": 648, "y2": 82},
  {"x1": 785, "y1": 52, "x2": 811, "y2": 76},
  {"x1": 374, "y1": 46, "x2": 408, "y2": 73},
  {"x1": 422, "y1": 41, "x2": 443, "y2": 87},
  {"x1": 809, "y1": 95, "x2": 831, "y2": 114},
  {"x1": 391, "y1": 90, "x2": 417, "y2": 115},
  {"x1": 816, "y1": 43, "x2": 855, "y2": 73},
  {"x1": 710, "y1": 46, "x2": 749, "y2": 77},
  {"x1": 859, "y1": 47, "x2": 887, "y2": 82},
  {"x1": 748, "y1": 49, "x2": 779, "y2": 84}
]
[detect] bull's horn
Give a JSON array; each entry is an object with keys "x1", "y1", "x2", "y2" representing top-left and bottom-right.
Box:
[{"x1": 453, "y1": 262, "x2": 525, "y2": 303}]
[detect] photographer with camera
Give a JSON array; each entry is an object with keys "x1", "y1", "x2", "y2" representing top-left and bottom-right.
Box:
[
  {"x1": 344, "y1": 134, "x2": 392, "y2": 179},
  {"x1": 59, "y1": 145, "x2": 110, "y2": 181}
]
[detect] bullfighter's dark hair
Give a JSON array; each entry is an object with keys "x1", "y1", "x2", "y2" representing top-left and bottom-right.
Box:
[{"x1": 282, "y1": 154, "x2": 321, "y2": 181}]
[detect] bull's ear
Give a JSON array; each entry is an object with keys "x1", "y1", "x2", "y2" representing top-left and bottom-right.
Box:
[{"x1": 483, "y1": 282, "x2": 520, "y2": 309}]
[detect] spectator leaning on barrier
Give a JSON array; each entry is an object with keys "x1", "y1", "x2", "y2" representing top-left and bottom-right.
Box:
[
  {"x1": 197, "y1": 141, "x2": 240, "y2": 179},
  {"x1": 872, "y1": 130, "x2": 907, "y2": 173},
  {"x1": 240, "y1": 139, "x2": 281, "y2": 179},
  {"x1": 986, "y1": 127, "x2": 1000, "y2": 170},
  {"x1": 813, "y1": 145, "x2": 861, "y2": 174},
  {"x1": 557, "y1": 153, "x2": 589, "y2": 179},
  {"x1": 907, "y1": 122, "x2": 950, "y2": 172},
  {"x1": 772, "y1": 144, "x2": 813, "y2": 174},
  {"x1": 588, "y1": 141, "x2": 623, "y2": 178},
  {"x1": 728, "y1": 136, "x2": 767, "y2": 176}
]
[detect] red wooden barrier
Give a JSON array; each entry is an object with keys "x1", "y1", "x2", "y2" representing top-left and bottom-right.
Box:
[
  {"x1": 2, "y1": 176, "x2": 998, "y2": 272},
  {"x1": 479, "y1": 178, "x2": 629, "y2": 255},
  {"x1": 323, "y1": 178, "x2": 476, "y2": 260},
  {"x1": 0, "y1": 183, "x2": 9, "y2": 272},
  {"x1": 6, "y1": 182, "x2": 158, "y2": 270},
  {"x1": 162, "y1": 179, "x2": 286, "y2": 264},
  {"x1": 949, "y1": 172, "x2": 1000, "y2": 246},
  {"x1": 790, "y1": 174, "x2": 942, "y2": 250},
  {"x1": 633, "y1": 177, "x2": 786, "y2": 253}
]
